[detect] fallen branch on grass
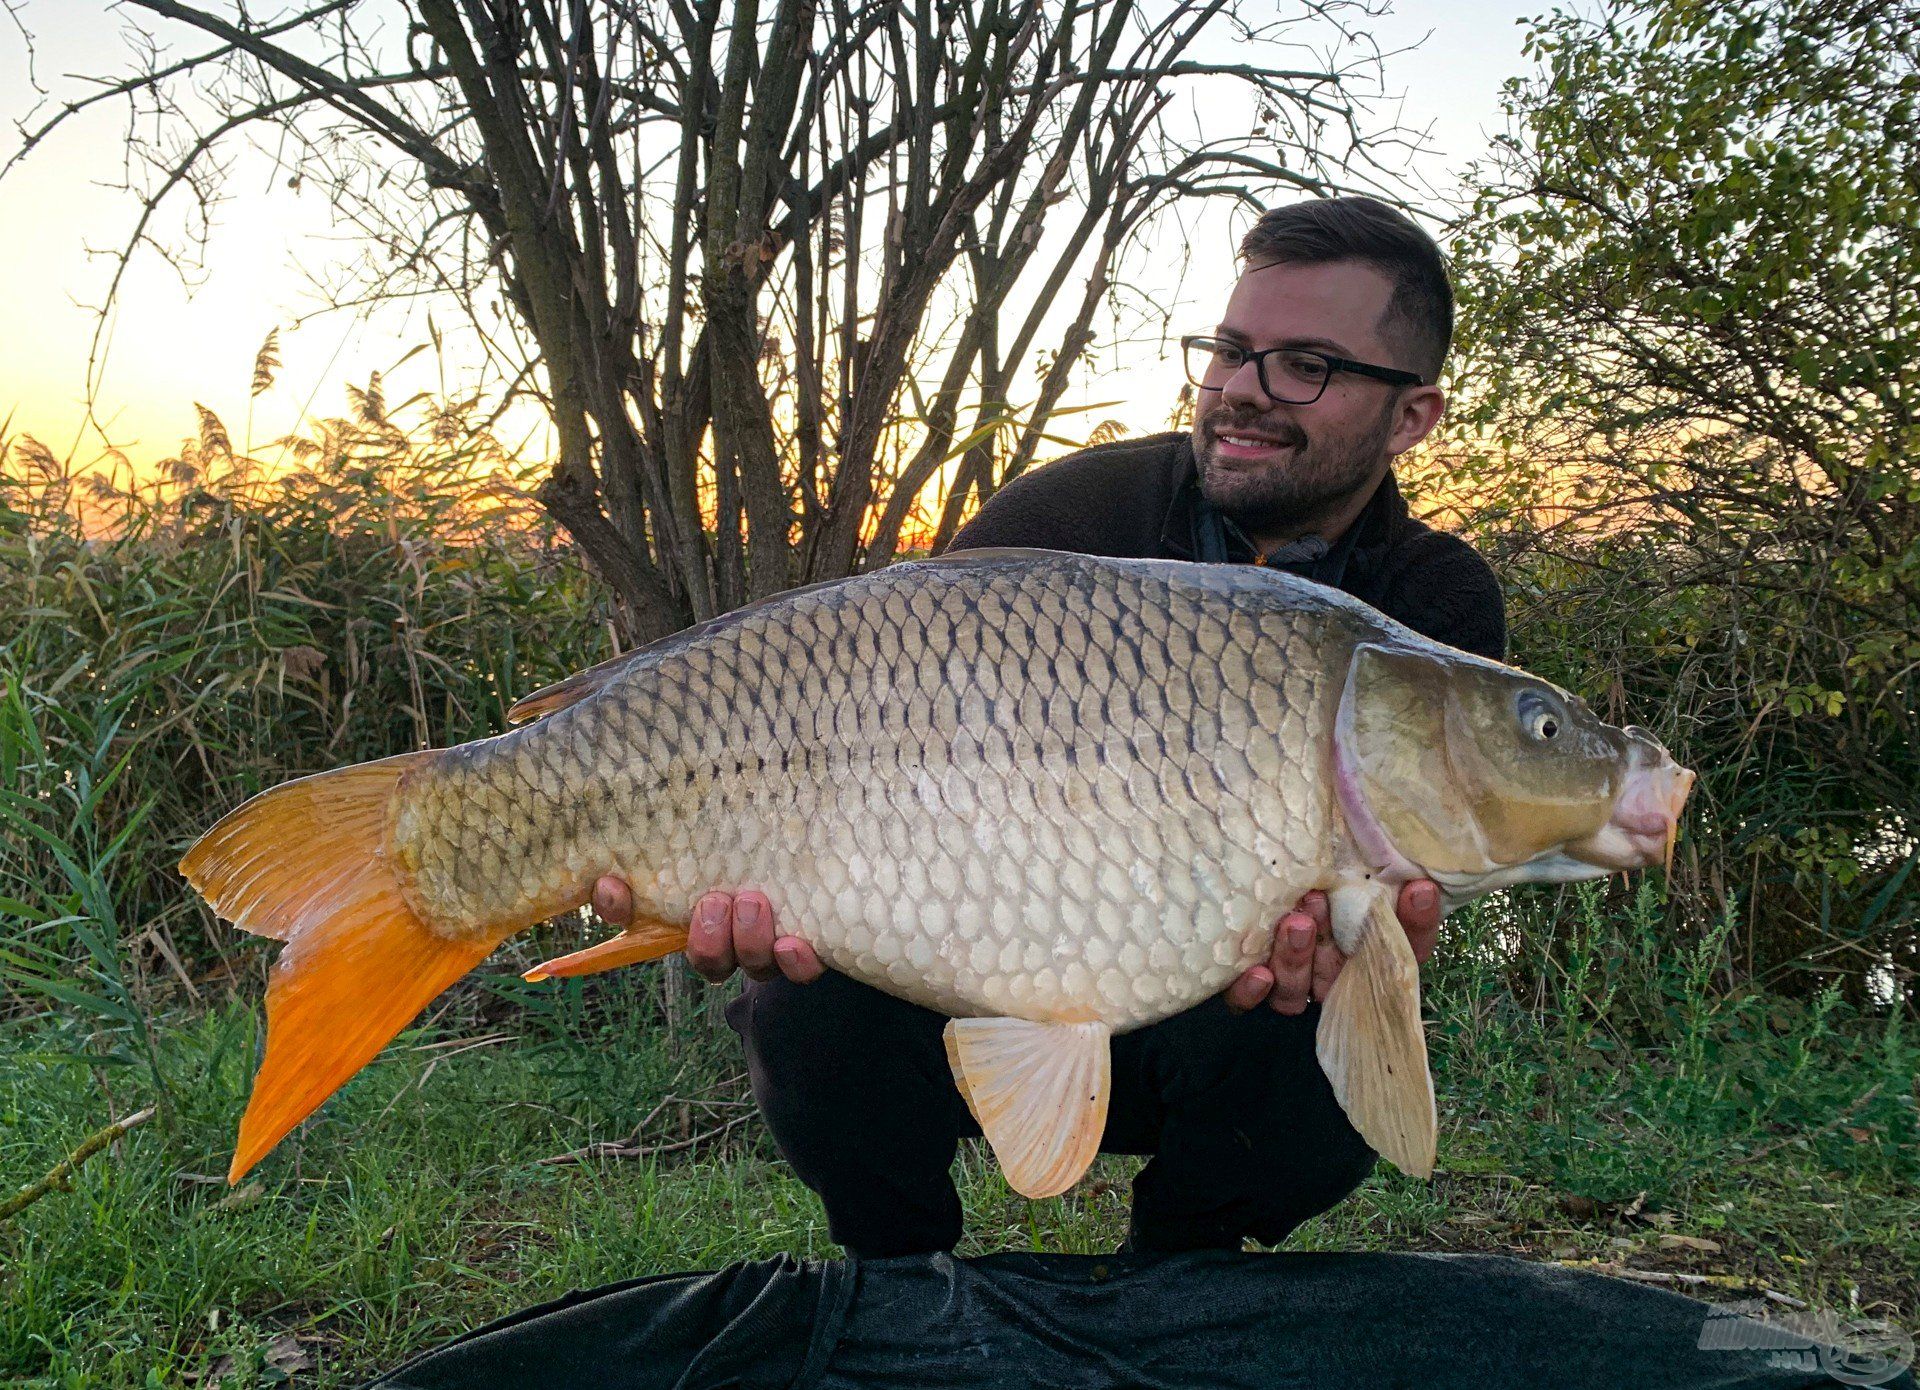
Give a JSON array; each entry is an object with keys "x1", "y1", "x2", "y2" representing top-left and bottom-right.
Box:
[
  {"x1": 1565, "y1": 1261, "x2": 1809, "y2": 1307},
  {"x1": 532, "y1": 1075, "x2": 755, "y2": 1168},
  {"x1": 0, "y1": 1106, "x2": 157, "y2": 1223}
]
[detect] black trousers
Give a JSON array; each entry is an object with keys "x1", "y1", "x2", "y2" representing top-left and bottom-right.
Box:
[{"x1": 725, "y1": 970, "x2": 1377, "y2": 1258}]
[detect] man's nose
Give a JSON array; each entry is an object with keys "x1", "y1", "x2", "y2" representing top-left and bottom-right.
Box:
[{"x1": 1219, "y1": 358, "x2": 1275, "y2": 409}]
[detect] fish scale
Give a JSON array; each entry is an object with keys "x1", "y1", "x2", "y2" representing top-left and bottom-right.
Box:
[{"x1": 393, "y1": 551, "x2": 1335, "y2": 1029}]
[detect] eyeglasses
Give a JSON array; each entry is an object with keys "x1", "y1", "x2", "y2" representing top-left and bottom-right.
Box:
[{"x1": 1180, "y1": 334, "x2": 1424, "y2": 405}]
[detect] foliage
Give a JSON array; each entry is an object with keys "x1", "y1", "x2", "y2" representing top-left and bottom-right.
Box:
[
  {"x1": 1437, "y1": 0, "x2": 1920, "y2": 1004},
  {"x1": 0, "y1": 395, "x2": 613, "y2": 1002},
  {"x1": 9, "y1": 0, "x2": 1431, "y2": 635},
  {"x1": 1432, "y1": 882, "x2": 1917, "y2": 1205}
]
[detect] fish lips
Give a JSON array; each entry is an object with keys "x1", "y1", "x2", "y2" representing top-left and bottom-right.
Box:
[
  {"x1": 1565, "y1": 750, "x2": 1696, "y2": 872},
  {"x1": 1423, "y1": 753, "x2": 1695, "y2": 905}
]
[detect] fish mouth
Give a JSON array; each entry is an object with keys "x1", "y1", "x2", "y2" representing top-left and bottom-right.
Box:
[
  {"x1": 1428, "y1": 745, "x2": 1695, "y2": 906},
  {"x1": 1566, "y1": 735, "x2": 1695, "y2": 872}
]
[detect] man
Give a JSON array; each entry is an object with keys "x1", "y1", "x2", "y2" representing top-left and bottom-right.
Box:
[{"x1": 592, "y1": 196, "x2": 1505, "y2": 1256}]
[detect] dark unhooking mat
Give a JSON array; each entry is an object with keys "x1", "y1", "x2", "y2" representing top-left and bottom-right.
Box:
[{"x1": 367, "y1": 1250, "x2": 1914, "y2": 1389}]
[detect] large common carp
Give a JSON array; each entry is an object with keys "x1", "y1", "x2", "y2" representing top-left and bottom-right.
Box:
[{"x1": 182, "y1": 548, "x2": 1692, "y2": 1196}]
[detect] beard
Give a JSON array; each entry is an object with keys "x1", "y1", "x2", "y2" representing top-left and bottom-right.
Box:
[{"x1": 1191, "y1": 395, "x2": 1398, "y2": 535}]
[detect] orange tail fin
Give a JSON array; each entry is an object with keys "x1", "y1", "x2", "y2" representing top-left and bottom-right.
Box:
[
  {"x1": 180, "y1": 753, "x2": 512, "y2": 1183},
  {"x1": 524, "y1": 916, "x2": 688, "y2": 982}
]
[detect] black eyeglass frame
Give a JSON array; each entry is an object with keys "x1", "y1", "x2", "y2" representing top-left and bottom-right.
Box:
[{"x1": 1180, "y1": 334, "x2": 1425, "y2": 404}]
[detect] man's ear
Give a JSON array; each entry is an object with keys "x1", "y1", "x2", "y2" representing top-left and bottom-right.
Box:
[{"x1": 1386, "y1": 385, "x2": 1445, "y2": 458}]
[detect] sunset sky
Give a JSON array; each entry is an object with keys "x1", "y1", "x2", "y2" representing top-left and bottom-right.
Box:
[{"x1": 0, "y1": 1, "x2": 1559, "y2": 482}]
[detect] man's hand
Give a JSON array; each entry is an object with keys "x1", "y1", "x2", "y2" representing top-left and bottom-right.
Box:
[
  {"x1": 1224, "y1": 880, "x2": 1442, "y2": 1016},
  {"x1": 590, "y1": 875, "x2": 825, "y2": 985}
]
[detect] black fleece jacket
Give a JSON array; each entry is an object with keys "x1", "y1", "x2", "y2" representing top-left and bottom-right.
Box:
[{"x1": 944, "y1": 431, "x2": 1507, "y2": 662}]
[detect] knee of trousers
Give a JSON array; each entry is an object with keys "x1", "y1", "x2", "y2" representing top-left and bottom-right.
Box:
[
  {"x1": 1233, "y1": 1055, "x2": 1382, "y2": 1226},
  {"x1": 727, "y1": 971, "x2": 954, "y2": 1124},
  {"x1": 1233, "y1": 1011, "x2": 1383, "y2": 1191},
  {"x1": 1141, "y1": 1001, "x2": 1381, "y2": 1184},
  {"x1": 1139, "y1": 996, "x2": 1335, "y2": 1104},
  {"x1": 1191, "y1": 1100, "x2": 1379, "y2": 1247}
]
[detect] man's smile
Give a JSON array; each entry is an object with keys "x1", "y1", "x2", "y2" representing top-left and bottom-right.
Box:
[{"x1": 1208, "y1": 424, "x2": 1300, "y2": 461}]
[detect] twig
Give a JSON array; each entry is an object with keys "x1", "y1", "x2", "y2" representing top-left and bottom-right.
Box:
[
  {"x1": 531, "y1": 1074, "x2": 756, "y2": 1167},
  {"x1": 679, "y1": 1071, "x2": 750, "y2": 1097},
  {"x1": 529, "y1": 1093, "x2": 679, "y2": 1166},
  {"x1": 537, "y1": 1113, "x2": 752, "y2": 1166},
  {"x1": 1586, "y1": 1264, "x2": 1716, "y2": 1288},
  {"x1": 619, "y1": 1096, "x2": 677, "y2": 1140},
  {"x1": 0, "y1": 1107, "x2": 156, "y2": 1223},
  {"x1": 407, "y1": 1032, "x2": 515, "y2": 1053},
  {"x1": 370, "y1": 1033, "x2": 518, "y2": 1126}
]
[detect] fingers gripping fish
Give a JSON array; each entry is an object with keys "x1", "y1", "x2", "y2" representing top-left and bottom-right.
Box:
[{"x1": 180, "y1": 549, "x2": 1693, "y2": 1194}]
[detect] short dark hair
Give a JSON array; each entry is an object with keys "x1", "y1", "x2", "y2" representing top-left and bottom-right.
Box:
[{"x1": 1237, "y1": 197, "x2": 1453, "y2": 386}]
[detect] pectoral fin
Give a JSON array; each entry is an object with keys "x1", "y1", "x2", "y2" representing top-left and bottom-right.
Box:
[
  {"x1": 1316, "y1": 887, "x2": 1437, "y2": 1178},
  {"x1": 943, "y1": 1017, "x2": 1111, "y2": 1199}
]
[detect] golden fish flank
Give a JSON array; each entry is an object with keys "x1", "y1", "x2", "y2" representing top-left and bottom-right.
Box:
[
  {"x1": 395, "y1": 556, "x2": 1328, "y2": 1026},
  {"x1": 180, "y1": 547, "x2": 1693, "y2": 1199}
]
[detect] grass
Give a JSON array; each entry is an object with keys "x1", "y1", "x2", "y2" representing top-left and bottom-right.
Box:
[{"x1": 4, "y1": 886, "x2": 1915, "y2": 1388}]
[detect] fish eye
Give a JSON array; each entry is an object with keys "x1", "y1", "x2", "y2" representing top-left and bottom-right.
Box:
[{"x1": 1517, "y1": 690, "x2": 1563, "y2": 742}]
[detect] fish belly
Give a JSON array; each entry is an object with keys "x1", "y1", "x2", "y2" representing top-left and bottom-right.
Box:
[{"x1": 394, "y1": 553, "x2": 1339, "y2": 1031}]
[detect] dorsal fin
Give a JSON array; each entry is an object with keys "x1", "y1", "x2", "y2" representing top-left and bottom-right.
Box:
[
  {"x1": 917, "y1": 546, "x2": 1079, "y2": 566},
  {"x1": 505, "y1": 548, "x2": 1084, "y2": 724},
  {"x1": 507, "y1": 649, "x2": 646, "y2": 724}
]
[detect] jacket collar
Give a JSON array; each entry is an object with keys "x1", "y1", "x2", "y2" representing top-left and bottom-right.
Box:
[{"x1": 1159, "y1": 434, "x2": 1406, "y2": 590}]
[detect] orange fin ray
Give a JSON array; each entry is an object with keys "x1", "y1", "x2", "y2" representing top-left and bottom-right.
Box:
[
  {"x1": 524, "y1": 917, "x2": 689, "y2": 982},
  {"x1": 180, "y1": 751, "x2": 518, "y2": 1183}
]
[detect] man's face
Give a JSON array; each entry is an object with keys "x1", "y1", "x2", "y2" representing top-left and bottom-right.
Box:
[{"x1": 1187, "y1": 258, "x2": 1443, "y2": 534}]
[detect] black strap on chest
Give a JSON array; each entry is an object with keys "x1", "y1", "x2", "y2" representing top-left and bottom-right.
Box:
[{"x1": 1189, "y1": 486, "x2": 1366, "y2": 590}]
